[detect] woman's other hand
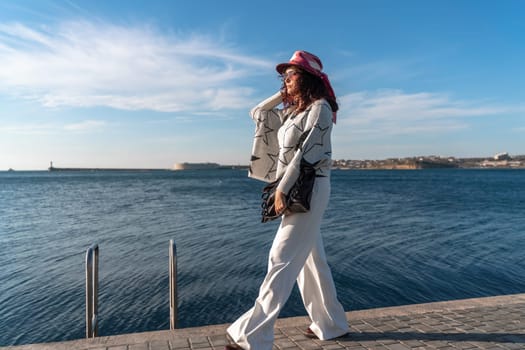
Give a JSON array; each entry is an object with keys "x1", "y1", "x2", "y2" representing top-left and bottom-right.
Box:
[{"x1": 275, "y1": 190, "x2": 287, "y2": 215}]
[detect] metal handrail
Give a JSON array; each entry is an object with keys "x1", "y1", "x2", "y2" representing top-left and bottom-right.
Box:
[
  {"x1": 169, "y1": 239, "x2": 178, "y2": 329},
  {"x1": 85, "y1": 244, "x2": 99, "y2": 338},
  {"x1": 84, "y1": 240, "x2": 177, "y2": 336}
]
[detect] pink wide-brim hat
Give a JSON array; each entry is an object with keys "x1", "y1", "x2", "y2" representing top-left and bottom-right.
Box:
[
  {"x1": 276, "y1": 50, "x2": 337, "y2": 123},
  {"x1": 276, "y1": 50, "x2": 324, "y2": 77}
]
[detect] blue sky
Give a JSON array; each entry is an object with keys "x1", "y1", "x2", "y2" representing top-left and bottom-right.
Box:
[{"x1": 1, "y1": 0, "x2": 524, "y2": 170}]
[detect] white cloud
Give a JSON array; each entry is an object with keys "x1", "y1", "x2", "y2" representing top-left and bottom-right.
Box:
[
  {"x1": 0, "y1": 120, "x2": 106, "y2": 134},
  {"x1": 0, "y1": 123, "x2": 56, "y2": 135},
  {"x1": 337, "y1": 89, "x2": 515, "y2": 136},
  {"x1": 63, "y1": 120, "x2": 106, "y2": 131},
  {"x1": 0, "y1": 21, "x2": 272, "y2": 112}
]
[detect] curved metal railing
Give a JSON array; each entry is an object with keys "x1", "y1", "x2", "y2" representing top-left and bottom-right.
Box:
[
  {"x1": 85, "y1": 240, "x2": 178, "y2": 338},
  {"x1": 85, "y1": 244, "x2": 99, "y2": 338},
  {"x1": 169, "y1": 239, "x2": 178, "y2": 330}
]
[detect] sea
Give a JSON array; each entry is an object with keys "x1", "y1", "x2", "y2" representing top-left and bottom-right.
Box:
[{"x1": 1, "y1": 168, "x2": 525, "y2": 346}]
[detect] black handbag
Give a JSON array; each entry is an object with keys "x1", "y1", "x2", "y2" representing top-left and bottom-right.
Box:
[
  {"x1": 286, "y1": 159, "x2": 316, "y2": 212},
  {"x1": 261, "y1": 158, "x2": 317, "y2": 223}
]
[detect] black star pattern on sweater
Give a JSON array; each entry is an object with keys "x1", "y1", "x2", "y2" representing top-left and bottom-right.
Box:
[
  {"x1": 279, "y1": 117, "x2": 308, "y2": 166},
  {"x1": 279, "y1": 145, "x2": 295, "y2": 167},
  {"x1": 254, "y1": 120, "x2": 275, "y2": 146},
  {"x1": 303, "y1": 124, "x2": 330, "y2": 157},
  {"x1": 254, "y1": 110, "x2": 281, "y2": 146},
  {"x1": 265, "y1": 152, "x2": 279, "y2": 179}
]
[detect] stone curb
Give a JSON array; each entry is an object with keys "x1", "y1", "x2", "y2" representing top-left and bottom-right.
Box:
[{"x1": 2, "y1": 293, "x2": 525, "y2": 350}]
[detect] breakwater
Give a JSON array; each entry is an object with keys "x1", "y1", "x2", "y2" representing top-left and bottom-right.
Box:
[{"x1": 48, "y1": 166, "x2": 169, "y2": 172}]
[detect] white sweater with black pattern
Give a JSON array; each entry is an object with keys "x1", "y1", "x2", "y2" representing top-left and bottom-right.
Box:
[{"x1": 248, "y1": 92, "x2": 333, "y2": 195}]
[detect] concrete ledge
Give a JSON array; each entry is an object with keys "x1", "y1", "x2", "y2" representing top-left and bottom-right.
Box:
[
  {"x1": 343, "y1": 293, "x2": 525, "y2": 320},
  {"x1": 2, "y1": 293, "x2": 525, "y2": 350}
]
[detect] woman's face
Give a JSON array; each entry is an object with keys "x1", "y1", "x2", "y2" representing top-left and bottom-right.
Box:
[{"x1": 282, "y1": 67, "x2": 301, "y2": 97}]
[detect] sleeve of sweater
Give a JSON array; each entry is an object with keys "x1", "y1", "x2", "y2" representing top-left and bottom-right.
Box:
[
  {"x1": 248, "y1": 92, "x2": 285, "y2": 182},
  {"x1": 249, "y1": 92, "x2": 284, "y2": 121},
  {"x1": 276, "y1": 100, "x2": 332, "y2": 195}
]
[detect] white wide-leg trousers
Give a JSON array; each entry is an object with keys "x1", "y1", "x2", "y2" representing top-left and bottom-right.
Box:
[{"x1": 227, "y1": 177, "x2": 349, "y2": 350}]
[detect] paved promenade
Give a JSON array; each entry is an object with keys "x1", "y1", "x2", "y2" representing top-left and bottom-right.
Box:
[{"x1": 2, "y1": 293, "x2": 524, "y2": 350}]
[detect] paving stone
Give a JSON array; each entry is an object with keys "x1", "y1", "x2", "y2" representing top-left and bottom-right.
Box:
[
  {"x1": 317, "y1": 343, "x2": 344, "y2": 350},
  {"x1": 352, "y1": 324, "x2": 377, "y2": 332},
  {"x1": 274, "y1": 339, "x2": 297, "y2": 349},
  {"x1": 191, "y1": 342, "x2": 213, "y2": 350},
  {"x1": 150, "y1": 340, "x2": 170, "y2": 350},
  {"x1": 209, "y1": 335, "x2": 228, "y2": 341},
  {"x1": 397, "y1": 340, "x2": 425, "y2": 348},
  {"x1": 341, "y1": 346, "x2": 367, "y2": 350},
  {"x1": 501, "y1": 344, "x2": 525, "y2": 350},
  {"x1": 449, "y1": 343, "x2": 478, "y2": 350},
  {"x1": 354, "y1": 341, "x2": 383, "y2": 349},
  {"x1": 365, "y1": 345, "x2": 389, "y2": 350},
  {"x1": 293, "y1": 340, "x2": 322, "y2": 350},
  {"x1": 424, "y1": 340, "x2": 452, "y2": 348},
  {"x1": 413, "y1": 325, "x2": 435, "y2": 332},
  {"x1": 384, "y1": 344, "x2": 411, "y2": 350},
  {"x1": 171, "y1": 338, "x2": 191, "y2": 349},
  {"x1": 377, "y1": 339, "x2": 398, "y2": 346},
  {"x1": 128, "y1": 343, "x2": 149, "y2": 350},
  {"x1": 190, "y1": 336, "x2": 211, "y2": 345}
]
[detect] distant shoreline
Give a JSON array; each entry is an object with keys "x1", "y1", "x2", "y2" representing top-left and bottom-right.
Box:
[
  {"x1": 333, "y1": 153, "x2": 525, "y2": 170},
  {"x1": 2, "y1": 167, "x2": 525, "y2": 172},
  {"x1": 2, "y1": 154, "x2": 524, "y2": 172}
]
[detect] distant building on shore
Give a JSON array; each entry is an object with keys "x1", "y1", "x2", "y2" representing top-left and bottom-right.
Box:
[{"x1": 493, "y1": 152, "x2": 511, "y2": 161}]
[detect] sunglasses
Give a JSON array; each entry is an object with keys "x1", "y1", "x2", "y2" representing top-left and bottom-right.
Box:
[{"x1": 280, "y1": 70, "x2": 301, "y2": 80}]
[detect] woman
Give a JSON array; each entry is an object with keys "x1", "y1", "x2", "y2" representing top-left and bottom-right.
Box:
[{"x1": 226, "y1": 51, "x2": 349, "y2": 350}]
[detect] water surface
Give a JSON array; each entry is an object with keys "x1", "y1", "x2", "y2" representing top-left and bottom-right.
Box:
[{"x1": 1, "y1": 169, "x2": 524, "y2": 345}]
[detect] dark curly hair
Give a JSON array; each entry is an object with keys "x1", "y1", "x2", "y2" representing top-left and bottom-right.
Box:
[{"x1": 280, "y1": 67, "x2": 338, "y2": 114}]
